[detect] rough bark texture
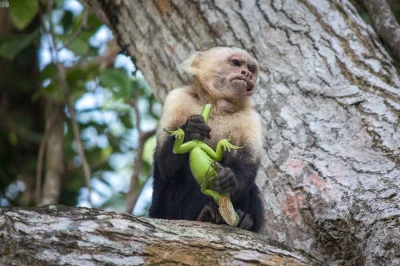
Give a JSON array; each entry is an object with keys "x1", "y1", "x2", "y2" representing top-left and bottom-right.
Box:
[
  {"x1": 0, "y1": 205, "x2": 322, "y2": 265},
  {"x1": 79, "y1": 1, "x2": 400, "y2": 265}
]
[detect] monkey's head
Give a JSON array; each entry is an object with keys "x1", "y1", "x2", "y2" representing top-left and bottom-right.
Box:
[{"x1": 181, "y1": 46, "x2": 259, "y2": 105}]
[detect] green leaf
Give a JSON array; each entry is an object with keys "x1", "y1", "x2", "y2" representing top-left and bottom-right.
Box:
[
  {"x1": 99, "y1": 68, "x2": 132, "y2": 98},
  {"x1": 120, "y1": 112, "x2": 134, "y2": 129},
  {"x1": 68, "y1": 38, "x2": 90, "y2": 56},
  {"x1": 8, "y1": 131, "x2": 18, "y2": 146},
  {"x1": 41, "y1": 80, "x2": 65, "y2": 102},
  {"x1": 142, "y1": 135, "x2": 156, "y2": 164},
  {"x1": 40, "y1": 64, "x2": 56, "y2": 80},
  {"x1": 9, "y1": 0, "x2": 39, "y2": 30},
  {"x1": 0, "y1": 31, "x2": 38, "y2": 60}
]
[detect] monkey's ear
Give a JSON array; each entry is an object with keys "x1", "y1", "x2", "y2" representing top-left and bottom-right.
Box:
[{"x1": 180, "y1": 52, "x2": 201, "y2": 76}]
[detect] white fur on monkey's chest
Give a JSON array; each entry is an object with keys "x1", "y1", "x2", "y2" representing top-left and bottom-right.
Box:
[{"x1": 205, "y1": 113, "x2": 245, "y2": 148}]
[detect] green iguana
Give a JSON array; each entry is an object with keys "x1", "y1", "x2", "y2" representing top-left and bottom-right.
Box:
[{"x1": 166, "y1": 104, "x2": 242, "y2": 226}]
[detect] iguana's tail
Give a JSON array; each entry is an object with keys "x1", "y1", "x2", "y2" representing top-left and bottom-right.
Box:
[
  {"x1": 202, "y1": 104, "x2": 212, "y2": 123},
  {"x1": 218, "y1": 196, "x2": 240, "y2": 227}
]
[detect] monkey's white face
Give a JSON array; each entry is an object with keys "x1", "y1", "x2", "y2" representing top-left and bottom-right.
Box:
[{"x1": 211, "y1": 51, "x2": 259, "y2": 102}]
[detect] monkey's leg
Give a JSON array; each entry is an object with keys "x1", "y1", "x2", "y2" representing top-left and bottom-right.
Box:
[
  {"x1": 236, "y1": 210, "x2": 254, "y2": 230},
  {"x1": 196, "y1": 201, "x2": 224, "y2": 224}
]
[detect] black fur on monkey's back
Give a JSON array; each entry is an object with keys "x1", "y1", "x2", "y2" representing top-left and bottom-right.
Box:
[{"x1": 149, "y1": 126, "x2": 265, "y2": 232}]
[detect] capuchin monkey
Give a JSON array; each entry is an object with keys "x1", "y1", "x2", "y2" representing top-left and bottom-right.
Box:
[{"x1": 149, "y1": 46, "x2": 265, "y2": 232}]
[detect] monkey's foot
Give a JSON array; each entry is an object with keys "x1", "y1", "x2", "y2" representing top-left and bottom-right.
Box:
[
  {"x1": 197, "y1": 201, "x2": 224, "y2": 224},
  {"x1": 218, "y1": 197, "x2": 240, "y2": 227},
  {"x1": 165, "y1": 128, "x2": 184, "y2": 139},
  {"x1": 237, "y1": 210, "x2": 254, "y2": 231},
  {"x1": 219, "y1": 138, "x2": 243, "y2": 151}
]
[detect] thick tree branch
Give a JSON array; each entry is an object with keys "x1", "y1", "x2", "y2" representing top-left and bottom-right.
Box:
[
  {"x1": 0, "y1": 206, "x2": 323, "y2": 265},
  {"x1": 357, "y1": 0, "x2": 400, "y2": 62}
]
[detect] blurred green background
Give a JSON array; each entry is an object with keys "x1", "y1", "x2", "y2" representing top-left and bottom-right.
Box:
[
  {"x1": 0, "y1": 0, "x2": 399, "y2": 214},
  {"x1": 0, "y1": 0, "x2": 160, "y2": 215}
]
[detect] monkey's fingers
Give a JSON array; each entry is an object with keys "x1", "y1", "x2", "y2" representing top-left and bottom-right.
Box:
[
  {"x1": 188, "y1": 121, "x2": 211, "y2": 133},
  {"x1": 188, "y1": 114, "x2": 207, "y2": 123},
  {"x1": 213, "y1": 169, "x2": 238, "y2": 193},
  {"x1": 187, "y1": 126, "x2": 211, "y2": 140},
  {"x1": 189, "y1": 124, "x2": 211, "y2": 134}
]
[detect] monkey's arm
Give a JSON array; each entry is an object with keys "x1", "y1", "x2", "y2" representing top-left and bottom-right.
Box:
[
  {"x1": 225, "y1": 150, "x2": 259, "y2": 201},
  {"x1": 154, "y1": 135, "x2": 188, "y2": 180}
]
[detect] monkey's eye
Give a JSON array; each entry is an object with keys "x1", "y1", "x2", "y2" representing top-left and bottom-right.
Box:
[
  {"x1": 248, "y1": 65, "x2": 254, "y2": 73},
  {"x1": 231, "y1": 60, "x2": 240, "y2": 66}
]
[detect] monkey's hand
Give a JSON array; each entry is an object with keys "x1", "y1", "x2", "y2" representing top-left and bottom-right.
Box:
[
  {"x1": 212, "y1": 167, "x2": 238, "y2": 194},
  {"x1": 184, "y1": 115, "x2": 211, "y2": 141}
]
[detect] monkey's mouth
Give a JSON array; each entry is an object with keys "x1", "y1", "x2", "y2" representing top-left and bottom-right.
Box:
[
  {"x1": 232, "y1": 78, "x2": 254, "y2": 96},
  {"x1": 246, "y1": 81, "x2": 255, "y2": 95}
]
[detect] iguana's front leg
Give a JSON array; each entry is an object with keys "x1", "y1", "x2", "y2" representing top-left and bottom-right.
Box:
[{"x1": 166, "y1": 128, "x2": 196, "y2": 154}]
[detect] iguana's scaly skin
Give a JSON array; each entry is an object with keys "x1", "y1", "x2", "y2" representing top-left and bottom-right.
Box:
[{"x1": 166, "y1": 104, "x2": 242, "y2": 227}]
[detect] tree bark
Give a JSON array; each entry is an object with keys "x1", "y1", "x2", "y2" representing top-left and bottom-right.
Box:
[
  {"x1": 78, "y1": 0, "x2": 400, "y2": 265},
  {"x1": 0, "y1": 205, "x2": 322, "y2": 265},
  {"x1": 39, "y1": 100, "x2": 65, "y2": 205}
]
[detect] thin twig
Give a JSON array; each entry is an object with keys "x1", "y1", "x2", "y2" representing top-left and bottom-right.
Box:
[
  {"x1": 126, "y1": 97, "x2": 156, "y2": 214},
  {"x1": 64, "y1": 82, "x2": 93, "y2": 206}
]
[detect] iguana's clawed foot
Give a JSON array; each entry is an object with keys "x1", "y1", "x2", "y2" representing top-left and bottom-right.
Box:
[
  {"x1": 165, "y1": 128, "x2": 185, "y2": 139},
  {"x1": 219, "y1": 138, "x2": 243, "y2": 152}
]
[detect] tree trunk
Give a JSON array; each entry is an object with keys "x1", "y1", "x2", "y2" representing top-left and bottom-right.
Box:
[
  {"x1": 82, "y1": 0, "x2": 399, "y2": 265},
  {"x1": 0, "y1": 205, "x2": 322, "y2": 265},
  {"x1": 0, "y1": 9, "x2": 43, "y2": 207},
  {"x1": 39, "y1": 100, "x2": 65, "y2": 205}
]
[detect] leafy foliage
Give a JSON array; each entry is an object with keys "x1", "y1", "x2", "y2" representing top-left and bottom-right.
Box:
[{"x1": 0, "y1": 0, "x2": 160, "y2": 214}]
